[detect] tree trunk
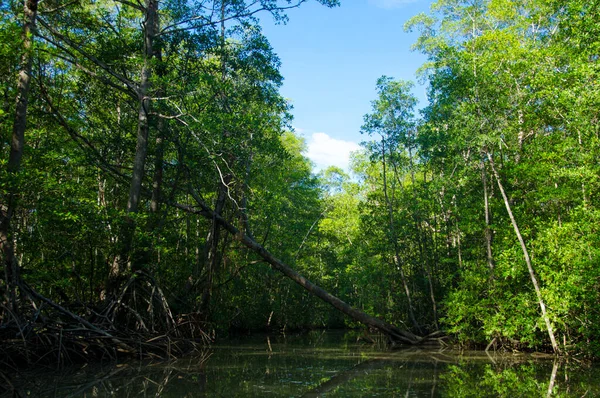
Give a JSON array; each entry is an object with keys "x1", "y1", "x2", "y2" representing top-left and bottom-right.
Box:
[
  {"x1": 199, "y1": 180, "x2": 228, "y2": 315},
  {"x1": 241, "y1": 227, "x2": 421, "y2": 343},
  {"x1": 109, "y1": 0, "x2": 159, "y2": 289},
  {"x1": 145, "y1": 20, "x2": 167, "y2": 271},
  {"x1": 150, "y1": 133, "x2": 164, "y2": 216},
  {"x1": 486, "y1": 151, "x2": 559, "y2": 353},
  {"x1": 182, "y1": 191, "x2": 422, "y2": 344},
  {"x1": 481, "y1": 161, "x2": 495, "y2": 276},
  {"x1": 1, "y1": 0, "x2": 39, "y2": 315},
  {"x1": 176, "y1": 185, "x2": 428, "y2": 343},
  {"x1": 127, "y1": 0, "x2": 157, "y2": 214}
]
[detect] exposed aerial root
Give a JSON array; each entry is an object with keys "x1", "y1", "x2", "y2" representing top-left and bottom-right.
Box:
[{"x1": 0, "y1": 276, "x2": 210, "y2": 370}]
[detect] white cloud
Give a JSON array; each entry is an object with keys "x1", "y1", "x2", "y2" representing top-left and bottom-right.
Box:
[
  {"x1": 368, "y1": 0, "x2": 419, "y2": 9},
  {"x1": 306, "y1": 132, "x2": 360, "y2": 172}
]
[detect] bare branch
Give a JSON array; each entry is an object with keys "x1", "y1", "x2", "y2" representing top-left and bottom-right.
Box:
[{"x1": 159, "y1": 0, "x2": 307, "y2": 37}]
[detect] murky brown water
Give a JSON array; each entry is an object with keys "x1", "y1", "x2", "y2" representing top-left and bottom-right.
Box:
[{"x1": 5, "y1": 331, "x2": 599, "y2": 397}]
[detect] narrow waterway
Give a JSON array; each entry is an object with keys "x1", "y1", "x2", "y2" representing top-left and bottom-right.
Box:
[{"x1": 6, "y1": 331, "x2": 599, "y2": 397}]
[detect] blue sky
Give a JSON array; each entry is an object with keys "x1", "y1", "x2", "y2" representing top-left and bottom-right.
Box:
[{"x1": 260, "y1": 0, "x2": 433, "y2": 172}]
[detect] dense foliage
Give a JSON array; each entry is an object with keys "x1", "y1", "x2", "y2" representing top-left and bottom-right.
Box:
[
  {"x1": 0, "y1": 0, "x2": 339, "y2": 345},
  {"x1": 337, "y1": 0, "x2": 600, "y2": 355},
  {"x1": 1, "y1": 0, "x2": 599, "y2": 362}
]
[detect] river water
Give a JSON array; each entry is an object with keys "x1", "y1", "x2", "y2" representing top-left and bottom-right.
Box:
[{"x1": 6, "y1": 331, "x2": 599, "y2": 397}]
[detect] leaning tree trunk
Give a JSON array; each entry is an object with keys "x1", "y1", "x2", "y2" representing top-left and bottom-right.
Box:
[
  {"x1": 486, "y1": 150, "x2": 559, "y2": 353},
  {"x1": 180, "y1": 190, "x2": 425, "y2": 345},
  {"x1": 238, "y1": 233, "x2": 420, "y2": 343},
  {"x1": 0, "y1": 0, "x2": 39, "y2": 315}
]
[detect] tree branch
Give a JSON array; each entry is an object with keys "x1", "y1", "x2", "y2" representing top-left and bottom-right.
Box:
[
  {"x1": 159, "y1": 1, "x2": 308, "y2": 37},
  {"x1": 37, "y1": 18, "x2": 139, "y2": 95}
]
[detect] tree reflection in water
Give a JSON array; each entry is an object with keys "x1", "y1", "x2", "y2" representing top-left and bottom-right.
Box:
[{"x1": 6, "y1": 332, "x2": 599, "y2": 397}]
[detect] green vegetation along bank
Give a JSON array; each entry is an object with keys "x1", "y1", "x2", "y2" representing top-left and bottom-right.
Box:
[{"x1": 1, "y1": 0, "x2": 599, "y2": 369}]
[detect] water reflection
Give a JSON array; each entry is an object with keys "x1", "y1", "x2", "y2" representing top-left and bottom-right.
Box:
[{"x1": 5, "y1": 331, "x2": 599, "y2": 397}]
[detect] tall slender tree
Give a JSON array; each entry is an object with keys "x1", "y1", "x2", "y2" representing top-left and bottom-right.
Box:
[{"x1": 1, "y1": 0, "x2": 39, "y2": 315}]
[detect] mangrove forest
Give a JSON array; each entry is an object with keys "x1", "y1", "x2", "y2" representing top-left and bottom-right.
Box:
[{"x1": 1, "y1": 0, "x2": 600, "y2": 373}]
